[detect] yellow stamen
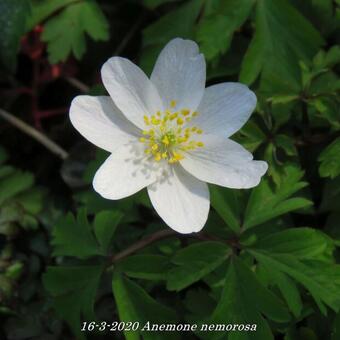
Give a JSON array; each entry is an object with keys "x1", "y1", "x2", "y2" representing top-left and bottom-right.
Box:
[
  {"x1": 154, "y1": 153, "x2": 161, "y2": 161},
  {"x1": 177, "y1": 117, "x2": 184, "y2": 125},
  {"x1": 140, "y1": 107, "x2": 204, "y2": 164},
  {"x1": 162, "y1": 135, "x2": 170, "y2": 145}
]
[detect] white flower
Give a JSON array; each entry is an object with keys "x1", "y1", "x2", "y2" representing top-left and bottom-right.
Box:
[{"x1": 69, "y1": 38, "x2": 268, "y2": 234}]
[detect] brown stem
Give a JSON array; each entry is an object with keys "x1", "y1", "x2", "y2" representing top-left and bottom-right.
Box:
[
  {"x1": 64, "y1": 77, "x2": 90, "y2": 93},
  {"x1": 0, "y1": 108, "x2": 69, "y2": 160},
  {"x1": 111, "y1": 229, "x2": 176, "y2": 263},
  {"x1": 110, "y1": 229, "x2": 239, "y2": 264}
]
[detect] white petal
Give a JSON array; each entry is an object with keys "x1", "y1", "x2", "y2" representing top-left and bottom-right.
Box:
[
  {"x1": 93, "y1": 142, "x2": 157, "y2": 199},
  {"x1": 101, "y1": 57, "x2": 164, "y2": 129},
  {"x1": 147, "y1": 165, "x2": 210, "y2": 234},
  {"x1": 69, "y1": 96, "x2": 139, "y2": 152},
  {"x1": 151, "y1": 38, "x2": 206, "y2": 111},
  {"x1": 180, "y1": 135, "x2": 268, "y2": 189},
  {"x1": 194, "y1": 83, "x2": 257, "y2": 137}
]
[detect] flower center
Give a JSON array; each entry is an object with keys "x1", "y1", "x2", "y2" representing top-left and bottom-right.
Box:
[{"x1": 139, "y1": 100, "x2": 204, "y2": 163}]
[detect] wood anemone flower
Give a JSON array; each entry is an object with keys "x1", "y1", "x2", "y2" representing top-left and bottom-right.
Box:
[{"x1": 69, "y1": 38, "x2": 268, "y2": 233}]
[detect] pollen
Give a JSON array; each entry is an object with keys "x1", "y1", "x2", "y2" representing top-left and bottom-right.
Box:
[
  {"x1": 139, "y1": 101, "x2": 204, "y2": 164},
  {"x1": 170, "y1": 100, "x2": 177, "y2": 108}
]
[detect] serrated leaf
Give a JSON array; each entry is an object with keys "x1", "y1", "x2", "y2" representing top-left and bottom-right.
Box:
[
  {"x1": 250, "y1": 251, "x2": 340, "y2": 315},
  {"x1": 243, "y1": 165, "x2": 313, "y2": 229},
  {"x1": 251, "y1": 228, "x2": 332, "y2": 260},
  {"x1": 52, "y1": 209, "x2": 100, "y2": 258},
  {"x1": 196, "y1": 0, "x2": 254, "y2": 60},
  {"x1": 112, "y1": 272, "x2": 179, "y2": 340},
  {"x1": 239, "y1": 0, "x2": 324, "y2": 86},
  {"x1": 41, "y1": 0, "x2": 109, "y2": 63},
  {"x1": 0, "y1": 170, "x2": 34, "y2": 205},
  {"x1": 27, "y1": 0, "x2": 78, "y2": 30},
  {"x1": 94, "y1": 210, "x2": 123, "y2": 254},
  {"x1": 119, "y1": 255, "x2": 170, "y2": 281},
  {"x1": 0, "y1": 0, "x2": 30, "y2": 72},
  {"x1": 210, "y1": 186, "x2": 241, "y2": 232},
  {"x1": 258, "y1": 262, "x2": 303, "y2": 318},
  {"x1": 236, "y1": 120, "x2": 267, "y2": 152},
  {"x1": 203, "y1": 257, "x2": 290, "y2": 340},
  {"x1": 167, "y1": 242, "x2": 231, "y2": 291},
  {"x1": 43, "y1": 265, "x2": 103, "y2": 340},
  {"x1": 318, "y1": 137, "x2": 340, "y2": 179},
  {"x1": 275, "y1": 134, "x2": 297, "y2": 156}
]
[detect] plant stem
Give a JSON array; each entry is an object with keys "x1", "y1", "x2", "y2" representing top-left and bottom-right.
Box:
[
  {"x1": 111, "y1": 229, "x2": 176, "y2": 263},
  {"x1": 110, "y1": 229, "x2": 239, "y2": 264},
  {"x1": 64, "y1": 77, "x2": 90, "y2": 93},
  {"x1": 0, "y1": 108, "x2": 69, "y2": 160}
]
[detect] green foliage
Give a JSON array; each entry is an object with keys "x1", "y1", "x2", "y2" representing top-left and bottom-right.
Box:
[
  {"x1": 143, "y1": 0, "x2": 181, "y2": 10},
  {"x1": 40, "y1": 0, "x2": 109, "y2": 63},
  {"x1": 204, "y1": 257, "x2": 290, "y2": 340},
  {"x1": 249, "y1": 228, "x2": 340, "y2": 315},
  {"x1": 119, "y1": 255, "x2": 170, "y2": 281},
  {"x1": 239, "y1": 0, "x2": 324, "y2": 86},
  {"x1": 0, "y1": 0, "x2": 30, "y2": 71},
  {"x1": 196, "y1": 0, "x2": 254, "y2": 61},
  {"x1": 167, "y1": 242, "x2": 231, "y2": 291},
  {"x1": 26, "y1": 0, "x2": 79, "y2": 30},
  {"x1": 0, "y1": 146, "x2": 44, "y2": 235},
  {"x1": 319, "y1": 138, "x2": 340, "y2": 178},
  {"x1": 112, "y1": 272, "x2": 178, "y2": 340},
  {"x1": 141, "y1": 0, "x2": 203, "y2": 74},
  {"x1": 210, "y1": 185, "x2": 241, "y2": 232},
  {"x1": 52, "y1": 209, "x2": 123, "y2": 258},
  {"x1": 243, "y1": 165, "x2": 313, "y2": 229},
  {"x1": 43, "y1": 265, "x2": 104, "y2": 340},
  {"x1": 2, "y1": 0, "x2": 340, "y2": 339}
]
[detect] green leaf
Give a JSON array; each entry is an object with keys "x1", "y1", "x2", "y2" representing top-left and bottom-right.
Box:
[
  {"x1": 184, "y1": 288, "x2": 216, "y2": 320},
  {"x1": 236, "y1": 120, "x2": 267, "y2": 152},
  {"x1": 275, "y1": 134, "x2": 297, "y2": 156},
  {"x1": 94, "y1": 210, "x2": 123, "y2": 254},
  {"x1": 143, "y1": 0, "x2": 181, "y2": 10},
  {"x1": 239, "y1": 0, "x2": 324, "y2": 86},
  {"x1": 41, "y1": 0, "x2": 109, "y2": 63},
  {"x1": 268, "y1": 95, "x2": 299, "y2": 105},
  {"x1": 0, "y1": 0, "x2": 30, "y2": 72},
  {"x1": 141, "y1": 0, "x2": 203, "y2": 74},
  {"x1": 0, "y1": 146, "x2": 8, "y2": 165},
  {"x1": 196, "y1": 0, "x2": 254, "y2": 61},
  {"x1": 243, "y1": 164, "x2": 313, "y2": 229},
  {"x1": 27, "y1": 0, "x2": 79, "y2": 31},
  {"x1": 0, "y1": 170, "x2": 34, "y2": 205},
  {"x1": 258, "y1": 262, "x2": 303, "y2": 318},
  {"x1": 251, "y1": 228, "x2": 331, "y2": 260},
  {"x1": 167, "y1": 242, "x2": 231, "y2": 291},
  {"x1": 52, "y1": 209, "x2": 100, "y2": 258},
  {"x1": 248, "y1": 227, "x2": 338, "y2": 315},
  {"x1": 112, "y1": 272, "x2": 178, "y2": 340},
  {"x1": 204, "y1": 257, "x2": 290, "y2": 340},
  {"x1": 210, "y1": 186, "x2": 241, "y2": 232},
  {"x1": 318, "y1": 137, "x2": 340, "y2": 179},
  {"x1": 119, "y1": 255, "x2": 170, "y2": 281},
  {"x1": 250, "y1": 251, "x2": 340, "y2": 315},
  {"x1": 43, "y1": 265, "x2": 103, "y2": 340}
]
